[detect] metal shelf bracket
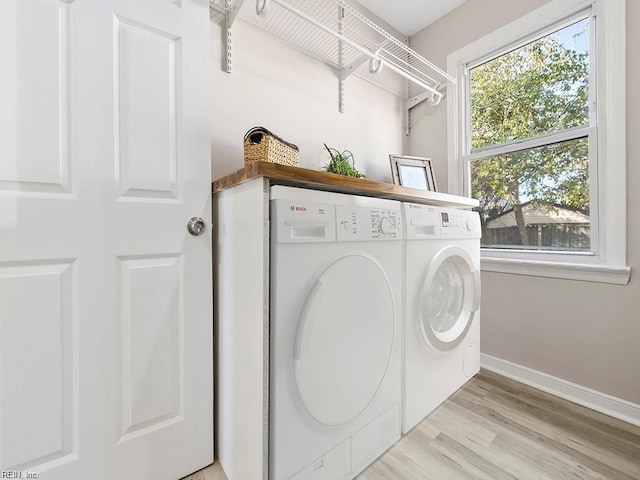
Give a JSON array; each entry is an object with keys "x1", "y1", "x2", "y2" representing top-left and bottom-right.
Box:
[
  {"x1": 340, "y1": 39, "x2": 390, "y2": 81},
  {"x1": 210, "y1": 0, "x2": 245, "y2": 73},
  {"x1": 338, "y1": 5, "x2": 345, "y2": 113},
  {"x1": 407, "y1": 87, "x2": 444, "y2": 110}
]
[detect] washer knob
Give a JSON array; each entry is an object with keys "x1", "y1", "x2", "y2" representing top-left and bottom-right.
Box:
[{"x1": 466, "y1": 219, "x2": 475, "y2": 231}]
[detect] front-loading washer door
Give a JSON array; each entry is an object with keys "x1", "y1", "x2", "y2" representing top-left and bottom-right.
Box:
[
  {"x1": 293, "y1": 254, "x2": 395, "y2": 427},
  {"x1": 418, "y1": 246, "x2": 480, "y2": 352}
]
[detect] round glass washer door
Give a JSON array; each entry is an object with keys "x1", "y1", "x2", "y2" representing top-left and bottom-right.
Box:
[
  {"x1": 294, "y1": 254, "x2": 395, "y2": 427},
  {"x1": 418, "y1": 246, "x2": 480, "y2": 352}
]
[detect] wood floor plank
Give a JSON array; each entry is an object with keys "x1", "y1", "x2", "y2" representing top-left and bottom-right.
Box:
[
  {"x1": 180, "y1": 472, "x2": 205, "y2": 480},
  {"x1": 431, "y1": 403, "x2": 563, "y2": 480},
  {"x1": 453, "y1": 375, "x2": 640, "y2": 480},
  {"x1": 187, "y1": 370, "x2": 640, "y2": 480},
  {"x1": 427, "y1": 402, "x2": 497, "y2": 448},
  {"x1": 480, "y1": 370, "x2": 640, "y2": 439},
  {"x1": 442, "y1": 393, "x2": 595, "y2": 480},
  {"x1": 489, "y1": 379, "x2": 640, "y2": 455},
  {"x1": 429, "y1": 433, "x2": 519, "y2": 480},
  {"x1": 181, "y1": 463, "x2": 226, "y2": 480},
  {"x1": 357, "y1": 445, "x2": 433, "y2": 480},
  {"x1": 478, "y1": 391, "x2": 640, "y2": 478},
  {"x1": 200, "y1": 463, "x2": 228, "y2": 480},
  {"x1": 395, "y1": 428, "x2": 476, "y2": 479},
  {"x1": 454, "y1": 393, "x2": 638, "y2": 480}
]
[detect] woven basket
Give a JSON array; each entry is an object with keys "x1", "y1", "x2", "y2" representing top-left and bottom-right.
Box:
[{"x1": 244, "y1": 126, "x2": 299, "y2": 167}]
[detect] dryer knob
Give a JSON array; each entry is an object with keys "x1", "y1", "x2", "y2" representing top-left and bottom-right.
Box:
[{"x1": 379, "y1": 216, "x2": 390, "y2": 234}]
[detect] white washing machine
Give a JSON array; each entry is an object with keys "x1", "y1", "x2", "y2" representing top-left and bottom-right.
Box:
[
  {"x1": 402, "y1": 203, "x2": 481, "y2": 434},
  {"x1": 270, "y1": 186, "x2": 402, "y2": 480}
]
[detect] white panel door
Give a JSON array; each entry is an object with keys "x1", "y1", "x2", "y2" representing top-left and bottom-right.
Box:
[{"x1": 0, "y1": 0, "x2": 212, "y2": 479}]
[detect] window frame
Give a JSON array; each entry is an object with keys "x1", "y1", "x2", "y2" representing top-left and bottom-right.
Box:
[
  {"x1": 446, "y1": 0, "x2": 629, "y2": 285},
  {"x1": 465, "y1": 9, "x2": 597, "y2": 257}
]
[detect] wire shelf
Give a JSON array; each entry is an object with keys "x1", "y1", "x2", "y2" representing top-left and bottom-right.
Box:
[
  {"x1": 212, "y1": 0, "x2": 455, "y2": 109},
  {"x1": 209, "y1": 0, "x2": 227, "y2": 23}
]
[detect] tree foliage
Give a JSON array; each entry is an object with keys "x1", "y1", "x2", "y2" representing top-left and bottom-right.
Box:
[{"x1": 469, "y1": 24, "x2": 590, "y2": 244}]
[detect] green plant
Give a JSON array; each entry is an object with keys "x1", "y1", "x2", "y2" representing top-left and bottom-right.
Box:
[{"x1": 323, "y1": 144, "x2": 366, "y2": 178}]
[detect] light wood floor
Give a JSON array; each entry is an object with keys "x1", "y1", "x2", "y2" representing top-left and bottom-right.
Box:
[{"x1": 184, "y1": 369, "x2": 640, "y2": 480}]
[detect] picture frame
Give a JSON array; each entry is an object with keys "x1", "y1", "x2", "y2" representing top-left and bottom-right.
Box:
[{"x1": 389, "y1": 155, "x2": 437, "y2": 192}]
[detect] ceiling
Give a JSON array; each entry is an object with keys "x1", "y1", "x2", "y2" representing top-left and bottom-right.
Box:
[{"x1": 355, "y1": 0, "x2": 468, "y2": 36}]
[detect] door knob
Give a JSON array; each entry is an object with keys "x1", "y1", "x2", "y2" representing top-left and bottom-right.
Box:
[{"x1": 187, "y1": 217, "x2": 207, "y2": 236}]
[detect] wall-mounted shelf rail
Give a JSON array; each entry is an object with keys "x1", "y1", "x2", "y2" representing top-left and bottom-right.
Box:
[{"x1": 210, "y1": 0, "x2": 455, "y2": 130}]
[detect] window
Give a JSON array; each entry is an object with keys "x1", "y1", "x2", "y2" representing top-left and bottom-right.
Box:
[
  {"x1": 447, "y1": 0, "x2": 629, "y2": 284},
  {"x1": 469, "y1": 16, "x2": 591, "y2": 252}
]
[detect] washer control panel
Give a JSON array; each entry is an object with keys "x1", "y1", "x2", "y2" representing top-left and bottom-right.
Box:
[
  {"x1": 440, "y1": 208, "x2": 481, "y2": 239},
  {"x1": 336, "y1": 206, "x2": 403, "y2": 241},
  {"x1": 403, "y1": 203, "x2": 441, "y2": 240}
]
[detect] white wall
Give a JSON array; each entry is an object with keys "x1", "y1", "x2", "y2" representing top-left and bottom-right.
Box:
[
  {"x1": 409, "y1": 0, "x2": 640, "y2": 405},
  {"x1": 210, "y1": 11, "x2": 405, "y2": 183}
]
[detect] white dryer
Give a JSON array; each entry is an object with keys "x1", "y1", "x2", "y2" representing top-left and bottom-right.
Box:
[
  {"x1": 270, "y1": 186, "x2": 403, "y2": 480},
  {"x1": 402, "y1": 203, "x2": 481, "y2": 434}
]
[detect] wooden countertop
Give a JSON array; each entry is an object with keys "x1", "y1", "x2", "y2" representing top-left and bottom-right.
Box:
[{"x1": 212, "y1": 161, "x2": 479, "y2": 208}]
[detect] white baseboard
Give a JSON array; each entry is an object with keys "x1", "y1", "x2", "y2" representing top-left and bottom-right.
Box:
[{"x1": 480, "y1": 353, "x2": 640, "y2": 428}]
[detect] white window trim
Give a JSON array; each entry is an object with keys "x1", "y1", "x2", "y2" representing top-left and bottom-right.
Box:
[{"x1": 446, "y1": 0, "x2": 629, "y2": 285}]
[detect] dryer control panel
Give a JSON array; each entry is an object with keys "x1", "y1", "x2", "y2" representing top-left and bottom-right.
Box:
[
  {"x1": 440, "y1": 208, "x2": 481, "y2": 239},
  {"x1": 336, "y1": 206, "x2": 403, "y2": 241},
  {"x1": 271, "y1": 199, "x2": 336, "y2": 243}
]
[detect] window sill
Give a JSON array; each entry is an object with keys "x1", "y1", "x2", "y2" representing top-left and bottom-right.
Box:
[{"x1": 481, "y1": 256, "x2": 631, "y2": 285}]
